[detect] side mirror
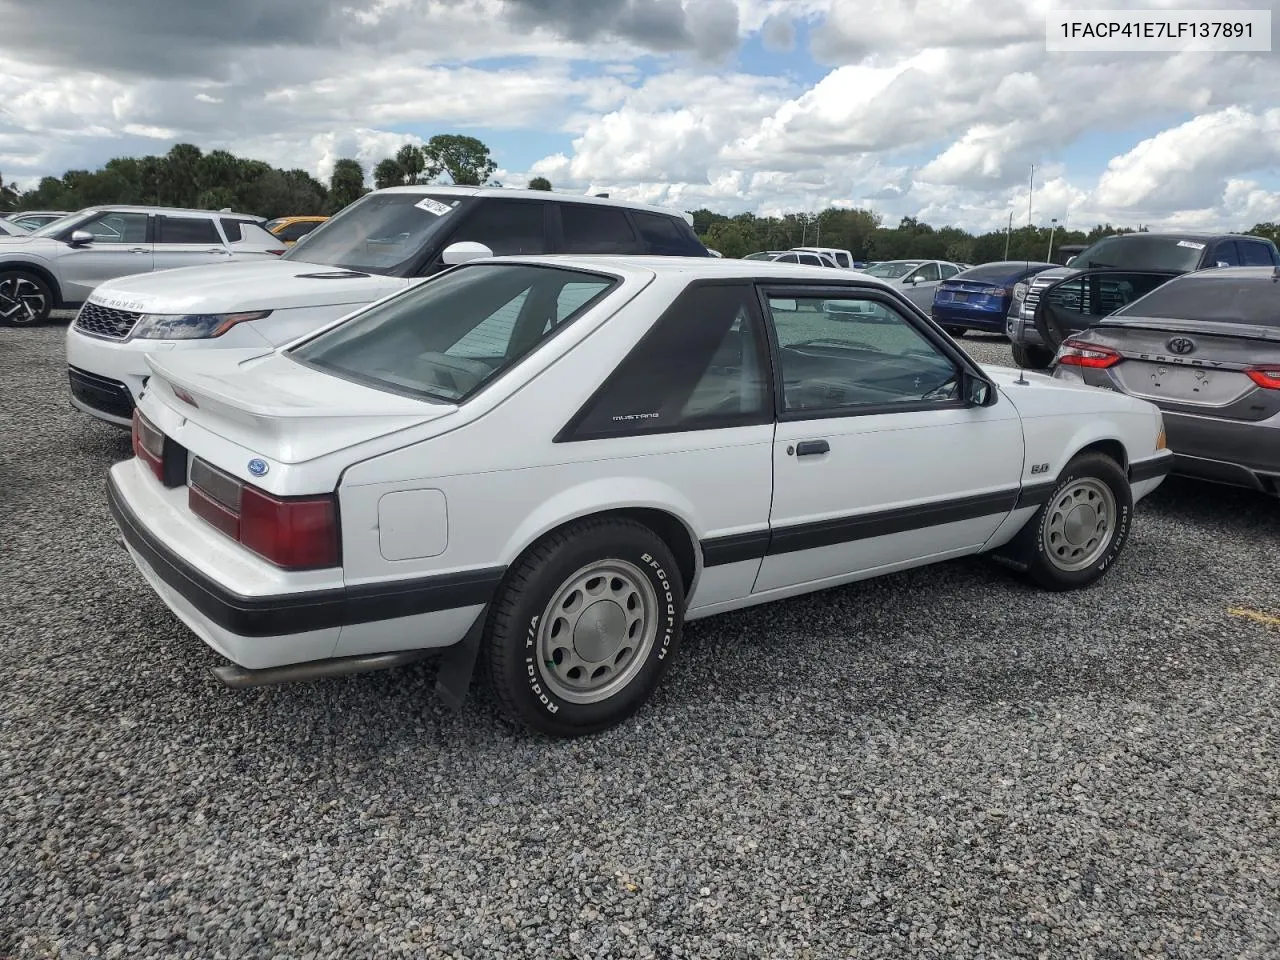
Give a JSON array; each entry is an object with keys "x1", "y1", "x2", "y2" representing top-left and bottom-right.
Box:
[
  {"x1": 965, "y1": 374, "x2": 999, "y2": 407},
  {"x1": 69, "y1": 230, "x2": 94, "y2": 246},
  {"x1": 441, "y1": 241, "x2": 494, "y2": 265}
]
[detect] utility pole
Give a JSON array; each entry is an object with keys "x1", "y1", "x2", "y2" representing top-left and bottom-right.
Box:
[
  {"x1": 1046, "y1": 217, "x2": 1058, "y2": 261},
  {"x1": 1004, "y1": 210, "x2": 1013, "y2": 259}
]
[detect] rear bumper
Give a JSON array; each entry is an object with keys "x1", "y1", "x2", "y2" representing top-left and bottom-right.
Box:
[
  {"x1": 932, "y1": 302, "x2": 1010, "y2": 331},
  {"x1": 107, "y1": 462, "x2": 506, "y2": 670}
]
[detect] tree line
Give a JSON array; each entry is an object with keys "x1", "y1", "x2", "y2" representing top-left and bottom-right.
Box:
[
  {"x1": 2, "y1": 145, "x2": 1275, "y2": 263},
  {"x1": 693, "y1": 208, "x2": 1280, "y2": 262}
]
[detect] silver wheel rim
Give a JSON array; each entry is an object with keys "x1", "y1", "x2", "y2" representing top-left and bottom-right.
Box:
[
  {"x1": 1042, "y1": 478, "x2": 1116, "y2": 572},
  {"x1": 0, "y1": 276, "x2": 47, "y2": 324},
  {"x1": 536, "y1": 559, "x2": 658, "y2": 705}
]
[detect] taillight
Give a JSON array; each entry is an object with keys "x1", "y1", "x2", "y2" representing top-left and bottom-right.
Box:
[
  {"x1": 1056, "y1": 339, "x2": 1122, "y2": 369},
  {"x1": 1245, "y1": 367, "x2": 1280, "y2": 390},
  {"x1": 131, "y1": 409, "x2": 165, "y2": 480},
  {"x1": 188, "y1": 458, "x2": 339, "y2": 570}
]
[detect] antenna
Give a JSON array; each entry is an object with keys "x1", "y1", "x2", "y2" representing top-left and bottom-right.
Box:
[{"x1": 1013, "y1": 163, "x2": 1034, "y2": 386}]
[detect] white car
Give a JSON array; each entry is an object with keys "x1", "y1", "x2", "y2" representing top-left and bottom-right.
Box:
[
  {"x1": 107, "y1": 256, "x2": 1173, "y2": 737},
  {"x1": 65, "y1": 186, "x2": 710, "y2": 427},
  {"x1": 859, "y1": 259, "x2": 965, "y2": 310},
  {"x1": 791, "y1": 246, "x2": 857, "y2": 269}
]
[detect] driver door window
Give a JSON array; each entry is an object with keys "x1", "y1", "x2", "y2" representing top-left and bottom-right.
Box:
[
  {"x1": 909, "y1": 262, "x2": 941, "y2": 282},
  {"x1": 768, "y1": 294, "x2": 961, "y2": 413},
  {"x1": 80, "y1": 212, "x2": 148, "y2": 244}
]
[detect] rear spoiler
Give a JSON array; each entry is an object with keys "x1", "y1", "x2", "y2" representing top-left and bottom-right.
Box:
[{"x1": 1095, "y1": 315, "x2": 1280, "y2": 343}]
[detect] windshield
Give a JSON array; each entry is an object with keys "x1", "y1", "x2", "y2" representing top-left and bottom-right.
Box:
[
  {"x1": 282, "y1": 191, "x2": 468, "y2": 275},
  {"x1": 289, "y1": 263, "x2": 617, "y2": 403},
  {"x1": 1070, "y1": 235, "x2": 1205, "y2": 272},
  {"x1": 1114, "y1": 274, "x2": 1280, "y2": 327},
  {"x1": 30, "y1": 210, "x2": 94, "y2": 238},
  {"x1": 742, "y1": 252, "x2": 777, "y2": 261},
  {"x1": 862, "y1": 261, "x2": 921, "y2": 278}
]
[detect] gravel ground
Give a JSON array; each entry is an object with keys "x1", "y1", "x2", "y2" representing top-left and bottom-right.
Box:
[{"x1": 3, "y1": 322, "x2": 1279, "y2": 959}]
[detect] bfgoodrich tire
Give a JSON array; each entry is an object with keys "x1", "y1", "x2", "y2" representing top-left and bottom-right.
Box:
[
  {"x1": 1010, "y1": 452, "x2": 1133, "y2": 591},
  {"x1": 0, "y1": 270, "x2": 53, "y2": 326},
  {"x1": 485, "y1": 517, "x2": 686, "y2": 737}
]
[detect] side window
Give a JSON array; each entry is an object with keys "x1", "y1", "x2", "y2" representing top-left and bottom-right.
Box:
[
  {"x1": 560, "y1": 204, "x2": 641, "y2": 254},
  {"x1": 799, "y1": 254, "x2": 823, "y2": 266},
  {"x1": 80, "y1": 212, "x2": 147, "y2": 244},
  {"x1": 156, "y1": 216, "x2": 220, "y2": 244},
  {"x1": 1211, "y1": 241, "x2": 1241, "y2": 267},
  {"x1": 834, "y1": 252, "x2": 851, "y2": 268},
  {"x1": 910, "y1": 262, "x2": 941, "y2": 282},
  {"x1": 632, "y1": 211, "x2": 706, "y2": 255},
  {"x1": 940, "y1": 263, "x2": 960, "y2": 279},
  {"x1": 449, "y1": 200, "x2": 547, "y2": 256},
  {"x1": 765, "y1": 292, "x2": 961, "y2": 414},
  {"x1": 1240, "y1": 242, "x2": 1275, "y2": 267},
  {"x1": 562, "y1": 283, "x2": 770, "y2": 439},
  {"x1": 774, "y1": 253, "x2": 799, "y2": 264},
  {"x1": 220, "y1": 218, "x2": 244, "y2": 242},
  {"x1": 278, "y1": 221, "x2": 319, "y2": 242}
]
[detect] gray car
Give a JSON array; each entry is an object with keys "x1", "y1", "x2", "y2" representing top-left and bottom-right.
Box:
[
  {"x1": 1051, "y1": 266, "x2": 1280, "y2": 496},
  {"x1": 5, "y1": 210, "x2": 71, "y2": 231},
  {"x1": 0, "y1": 205, "x2": 284, "y2": 327}
]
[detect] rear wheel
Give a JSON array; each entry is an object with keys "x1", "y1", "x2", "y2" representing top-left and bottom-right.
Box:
[
  {"x1": 0, "y1": 270, "x2": 53, "y2": 326},
  {"x1": 942, "y1": 325, "x2": 966, "y2": 338},
  {"x1": 485, "y1": 517, "x2": 685, "y2": 737},
  {"x1": 1011, "y1": 342, "x2": 1054, "y2": 370},
  {"x1": 1008, "y1": 452, "x2": 1133, "y2": 591}
]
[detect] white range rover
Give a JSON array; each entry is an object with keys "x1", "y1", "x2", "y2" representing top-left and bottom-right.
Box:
[
  {"x1": 107, "y1": 256, "x2": 1173, "y2": 737},
  {"x1": 66, "y1": 186, "x2": 710, "y2": 426}
]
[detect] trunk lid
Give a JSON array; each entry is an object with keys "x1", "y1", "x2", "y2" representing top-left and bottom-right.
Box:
[
  {"x1": 1083, "y1": 319, "x2": 1280, "y2": 421},
  {"x1": 143, "y1": 347, "x2": 456, "y2": 465}
]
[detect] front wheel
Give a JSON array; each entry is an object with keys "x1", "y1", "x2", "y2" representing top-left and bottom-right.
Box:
[
  {"x1": 485, "y1": 517, "x2": 685, "y2": 737},
  {"x1": 1008, "y1": 453, "x2": 1133, "y2": 591},
  {"x1": 942, "y1": 326, "x2": 966, "y2": 339},
  {"x1": 0, "y1": 270, "x2": 53, "y2": 326}
]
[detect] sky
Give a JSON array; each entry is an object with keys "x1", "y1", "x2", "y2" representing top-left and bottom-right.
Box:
[{"x1": 0, "y1": 0, "x2": 1278, "y2": 233}]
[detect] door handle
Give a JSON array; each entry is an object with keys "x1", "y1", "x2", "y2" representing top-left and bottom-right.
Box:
[
  {"x1": 127, "y1": 247, "x2": 149, "y2": 253},
  {"x1": 205, "y1": 248, "x2": 230, "y2": 254},
  {"x1": 794, "y1": 439, "x2": 830, "y2": 457}
]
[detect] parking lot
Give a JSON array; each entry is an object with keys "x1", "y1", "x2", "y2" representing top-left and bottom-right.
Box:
[{"x1": 3, "y1": 322, "x2": 1278, "y2": 958}]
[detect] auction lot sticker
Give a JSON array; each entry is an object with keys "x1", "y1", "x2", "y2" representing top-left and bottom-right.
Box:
[{"x1": 415, "y1": 197, "x2": 455, "y2": 216}]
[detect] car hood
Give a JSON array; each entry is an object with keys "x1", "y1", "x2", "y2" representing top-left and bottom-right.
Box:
[
  {"x1": 1029, "y1": 267, "x2": 1077, "y2": 284},
  {"x1": 88, "y1": 258, "x2": 409, "y2": 314}
]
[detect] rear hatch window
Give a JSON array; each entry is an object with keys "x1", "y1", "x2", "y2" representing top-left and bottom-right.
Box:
[{"x1": 289, "y1": 263, "x2": 617, "y2": 403}]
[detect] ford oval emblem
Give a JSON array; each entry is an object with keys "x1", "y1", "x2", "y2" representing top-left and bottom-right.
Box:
[{"x1": 247, "y1": 458, "x2": 269, "y2": 477}]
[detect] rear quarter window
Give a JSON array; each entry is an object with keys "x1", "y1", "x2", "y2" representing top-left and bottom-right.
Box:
[{"x1": 632, "y1": 212, "x2": 708, "y2": 256}]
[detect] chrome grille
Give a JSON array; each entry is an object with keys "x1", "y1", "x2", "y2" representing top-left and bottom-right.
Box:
[{"x1": 75, "y1": 302, "x2": 142, "y2": 340}]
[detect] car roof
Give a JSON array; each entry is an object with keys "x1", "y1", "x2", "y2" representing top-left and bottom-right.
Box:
[
  {"x1": 463, "y1": 254, "x2": 898, "y2": 287},
  {"x1": 1092, "y1": 231, "x2": 1262, "y2": 242},
  {"x1": 70, "y1": 204, "x2": 262, "y2": 220},
  {"x1": 374, "y1": 185, "x2": 695, "y2": 223}
]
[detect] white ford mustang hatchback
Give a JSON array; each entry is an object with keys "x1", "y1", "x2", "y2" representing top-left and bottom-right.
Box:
[{"x1": 107, "y1": 256, "x2": 1173, "y2": 737}]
